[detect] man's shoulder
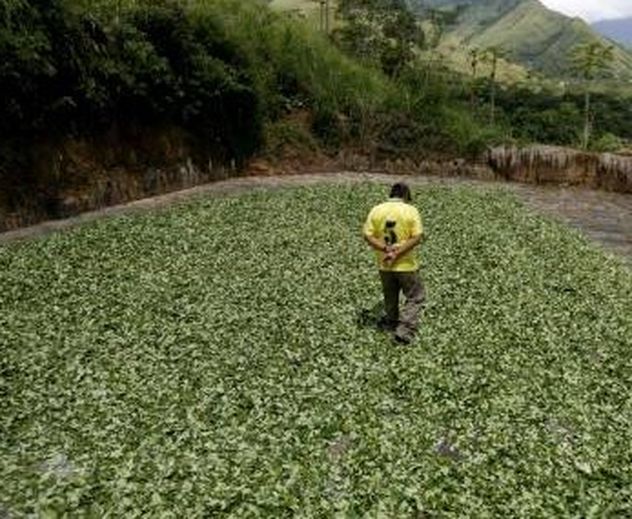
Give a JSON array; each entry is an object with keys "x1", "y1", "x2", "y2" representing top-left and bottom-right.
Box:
[
  {"x1": 368, "y1": 201, "x2": 390, "y2": 215},
  {"x1": 391, "y1": 201, "x2": 419, "y2": 216},
  {"x1": 405, "y1": 204, "x2": 421, "y2": 217},
  {"x1": 370, "y1": 200, "x2": 419, "y2": 216}
]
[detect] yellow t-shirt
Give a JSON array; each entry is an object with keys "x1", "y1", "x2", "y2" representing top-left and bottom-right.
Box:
[{"x1": 363, "y1": 198, "x2": 423, "y2": 272}]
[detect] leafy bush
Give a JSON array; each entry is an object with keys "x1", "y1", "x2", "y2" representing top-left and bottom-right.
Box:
[
  {"x1": 0, "y1": 0, "x2": 261, "y2": 164},
  {"x1": 0, "y1": 0, "x2": 505, "y2": 200},
  {"x1": 334, "y1": 0, "x2": 424, "y2": 77},
  {"x1": 442, "y1": 107, "x2": 506, "y2": 157},
  {"x1": 590, "y1": 132, "x2": 624, "y2": 153},
  {"x1": 492, "y1": 85, "x2": 631, "y2": 147},
  {"x1": 589, "y1": 92, "x2": 632, "y2": 141},
  {"x1": 262, "y1": 117, "x2": 319, "y2": 158}
]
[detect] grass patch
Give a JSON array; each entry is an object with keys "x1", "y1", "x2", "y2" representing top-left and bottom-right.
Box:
[{"x1": 1, "y1": 184, "x2": 631, "y2": 516}]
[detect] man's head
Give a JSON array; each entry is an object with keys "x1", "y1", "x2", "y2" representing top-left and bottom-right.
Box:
[{"x1": 390, "y1": 183, "x2": 412, "y2": 202}]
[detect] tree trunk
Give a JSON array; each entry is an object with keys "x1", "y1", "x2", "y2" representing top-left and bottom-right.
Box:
[
  {"x1": 583, "y1": 86, "x2": 591, "y2": 150},
  {"x1": 319, "y1": 1, "x2": 324, "y2": 32},
  {"x1": 470, "y1": 61, "x2": 477, "y2": 108},
  {"x1": 490, "y1": 57, "x2": 497, "y2": 124},
  {"x1": 490, "y1": 82, "x2": 496, "y2": 124}
]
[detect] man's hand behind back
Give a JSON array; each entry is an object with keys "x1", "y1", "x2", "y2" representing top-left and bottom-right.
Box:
[{"x1": 383, "y1": 245, "x2": 400, "y2": 267}]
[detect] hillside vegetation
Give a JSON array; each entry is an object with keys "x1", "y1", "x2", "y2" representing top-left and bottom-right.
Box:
[
  {"x1": 273, "y1": 0, "x2": 632, "y2": 150},
  {"x1": 1, "y1": 0, "x2": 631, "y2": 229},
  {"x1": 275, "y1": 0, "x2": 632, "y2": 81},
  {"x1": 2, "y1": 0, "x2": 630, "y2": 168},
  {"x1": 407, "y1": 0, "x2": 632, "y2": 80},
  {"x1": 2, "y1": 0, "x2": 498, "y2": 227},
  {"x1": 268, "y1": 0, "x2": 339, "y2": 29},
  {"x1": 0, "y1": 0, "x2": 485, "y2": 167}
]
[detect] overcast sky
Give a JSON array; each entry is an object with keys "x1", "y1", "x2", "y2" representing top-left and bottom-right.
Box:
[{"x1": 540, "y1": 0, "x2": 632, "y2": 21}]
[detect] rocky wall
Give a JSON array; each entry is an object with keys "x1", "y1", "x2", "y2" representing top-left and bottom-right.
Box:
[
  {"x1": 0, "y1": 126, "x2": 237, "y2": 232},
  {"x1": 488, "y1": 145, "x2": 632, "y2": 193}
]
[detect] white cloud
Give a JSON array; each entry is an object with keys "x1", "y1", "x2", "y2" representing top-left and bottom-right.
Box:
[{"x1": 539, "y1": 0, "x2": 632, "y2": 22}]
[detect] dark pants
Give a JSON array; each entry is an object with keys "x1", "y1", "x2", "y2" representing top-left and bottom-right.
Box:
[{"x1": 379, "y1": 270, "x2": 425, "y2": 340}]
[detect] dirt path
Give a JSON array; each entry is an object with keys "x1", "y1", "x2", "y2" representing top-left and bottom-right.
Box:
[{"x1": 1, "y1": 172, "x2": 631, "y2": 264}]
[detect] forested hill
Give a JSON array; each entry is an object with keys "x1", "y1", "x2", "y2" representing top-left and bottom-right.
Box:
[
  {"x1": 2, "y1": 0, "x2": 631, "y2": 229},
  {"x1": 593, "y1": 17, "x2": 632, "y2": 49},
  {"x1": 407, "y1": 0, "x2": 632, "y2": 79}
]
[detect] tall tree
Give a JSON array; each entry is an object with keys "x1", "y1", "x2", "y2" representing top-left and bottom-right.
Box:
[
  {"x1": 311, "y1": 0, "x2": 330, "y2": 33},
  {"x1": 482, "y1": 46, "x2": 503, "y2": 124},
  {"x1": 334, "y1": 0, "x2": 424, "y2": 77},
  {"x1": 570, "y1": 41, "x2": 614, "y2": 150},
  {"x1": 419, "y1": 6, "x2": 458, "y2": 84},
  {"x1": 424, "y1": 7, "x2": 459, "y2": 49},
  {"x1": 468, "y1": 47, "x2": 479, "y2": 108}
]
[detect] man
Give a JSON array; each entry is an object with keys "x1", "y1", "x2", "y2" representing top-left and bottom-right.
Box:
[{"x1": 363, "y1": 183, "x2": 425, "y2": 345}]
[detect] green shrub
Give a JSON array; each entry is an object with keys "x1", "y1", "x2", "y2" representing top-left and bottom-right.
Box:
[
  {"x1": 440, "y1": 107, "x2": 504, "y2": 158},
  {"x1": 590, "y1": 132, "x2": 624, "y2": 153},
  {"x1": 0, "y1": 0, "x2": 518, "y2": 199},
  {"x1": 493, "y1": 85, "x2": 629, "y2": 147},
  {"x1": 262, "y1": 118, "x2": 319, "y2": 158},
  {"x1": 0, "y1": 0, "x2": 261, "y2": 162}
]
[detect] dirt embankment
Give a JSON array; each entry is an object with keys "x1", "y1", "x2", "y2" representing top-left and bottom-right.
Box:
[
  {"x1": 250, "y1": 145, "x2": 632, "y2": 194},
  {"x1": 0, "y1": 126, "x2": 237, "y2": 232},
  {"x1": 1, "y1": 131, "x2": 631, "y2": 233}
]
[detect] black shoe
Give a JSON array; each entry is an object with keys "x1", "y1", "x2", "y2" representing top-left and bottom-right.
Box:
[
  {"x1": 377, "y1": 318, "x2": 397, "y2": 332},
  {"x1": 393, "y1": 333, "x2": 412, "y2": 345}
]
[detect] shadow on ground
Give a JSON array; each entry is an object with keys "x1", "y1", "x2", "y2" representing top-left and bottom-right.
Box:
[{"x1": 356, "y1": 301, "x2": 386, "y2": 331}]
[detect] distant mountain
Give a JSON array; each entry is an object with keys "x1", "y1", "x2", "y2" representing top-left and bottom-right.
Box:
[
  {"x1": 407, "y1": 0, "x2": 632, "y2": 79},
  {"x1": 592, "y1": 17, "x2": 632, "y2": 48}
]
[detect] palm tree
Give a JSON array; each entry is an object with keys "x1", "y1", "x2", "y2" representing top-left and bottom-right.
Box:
[
  {"x1": 468, "y1": 47, "x2": 479, "y2": 108},
  {"x1": 482, "y1": 46, "x2": 503, "y2": 124},
  {"x1": 315, "y1": 0, "x2": 330, "y2": 33},
  {"x1": 570, "y1": 41, "x2": 614, "y2": 150}
]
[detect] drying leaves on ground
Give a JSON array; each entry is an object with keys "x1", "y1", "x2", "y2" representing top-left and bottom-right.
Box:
[{"x1": 1, "y1": 184, "x2": 631, "y2": 517}]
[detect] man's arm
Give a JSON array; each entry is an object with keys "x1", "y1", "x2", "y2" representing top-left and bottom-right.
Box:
[
  {"x1": 384, "y1": 233, "x2": 423, "y2": 265},
  {"x1": 363, "y1": 233, "x2": 389, "y2": 253},
  {"x1": 363, "y1": 208, "x2": 390, "y2": 252},
  {"x1": 385, "y1": 208, "x2": 424, "y2": 265}
]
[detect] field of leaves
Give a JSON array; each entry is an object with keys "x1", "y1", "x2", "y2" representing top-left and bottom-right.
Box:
[{"x1": 1, "y1": 184, "x2": 631, "y2": 516}]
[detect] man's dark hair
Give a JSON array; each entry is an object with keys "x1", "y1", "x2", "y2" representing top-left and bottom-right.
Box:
[{"x1": 390, "y1": 183, "x2": 412, "y2": 202}]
